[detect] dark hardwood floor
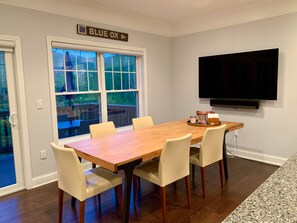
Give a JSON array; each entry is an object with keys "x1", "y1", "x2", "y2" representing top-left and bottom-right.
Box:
[{"x1": 0, "y1": 157, "x2": 278, "y2": 223}]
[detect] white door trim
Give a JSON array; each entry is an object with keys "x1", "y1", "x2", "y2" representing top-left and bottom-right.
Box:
[{"x1": 0, "y1": 34, "x2": 32, "y2": 193}]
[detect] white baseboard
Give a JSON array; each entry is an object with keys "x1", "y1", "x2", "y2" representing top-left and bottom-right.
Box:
[
  {"x1": 227, "y1": 147, "x2": 287, "y2": 166},
  {"x1": 32, "y1": 172, "x2": 57, "y2": 188}
]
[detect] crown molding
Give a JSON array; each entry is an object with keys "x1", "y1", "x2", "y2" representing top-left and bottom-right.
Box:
[
  {"x1": 0, "y1": 0, "x2": 173, "y2": 37},
  {"x1": 0, "y1": 0, "x2": 297, "y2": 37}
]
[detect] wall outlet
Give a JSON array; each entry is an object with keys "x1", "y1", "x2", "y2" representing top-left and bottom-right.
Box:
[
  {"x1": 40, "y1": 150, "x2": 47, "y2": 160},
  {"x1": 234, "y1": 130, "x2": 239, "y2": 137}
]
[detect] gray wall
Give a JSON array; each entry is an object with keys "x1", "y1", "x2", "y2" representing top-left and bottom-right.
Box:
[
  {"x1": 0, "y1": 4, "x2": 173, "y2": 181},
  {"x1": 172, "y1": 12, "x2": 297, "y2": 164},
  {"x1": 2, "y1": 3, "x2": 297, "y2": 186}
]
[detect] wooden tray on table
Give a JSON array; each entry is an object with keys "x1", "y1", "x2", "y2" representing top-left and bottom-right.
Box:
[{"x1": 187, "y1": 120, "x2": 221, "y2": 127}]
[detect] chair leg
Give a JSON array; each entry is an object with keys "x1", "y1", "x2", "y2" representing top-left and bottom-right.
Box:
[
  {"x1": 79, "y1": 200, "x2": 85, "y2": 223},
  {"x1": 133, "y1": 175, "x2": 138, "y2": 209},
  {"x1": 113, "y1": 171, "x2": 119, "y2": 207},
  {"x1": 58, "y1": 189, "x2": 64, "y2": 223},
  {"x1": 92, "y1": 163, "x2": 96, "y2": 168},
  {"x1": 160, "y1": 186, "x2": 167, "y2": 223},
  {"x1": 219, "y1": 160, "x2": 224, "y2": 188},
  {"x1": 114, "y1": 187, "x2": 119, "y2": 207},
  {"x1": 200, "y1": 167, "x2": 206, "y2": 198},
  {"x1": 191, "y1": 164, "x2": 195, "y2": 188},
  {"x1": 137, "y1": 176, "x2": 141, "y2": 192},
  {"x1": 71, "y1": 197, "x2": 76, "y2": 207},
  {"x1": 97, "y1": 194, "x2": 101, "y2": 210},
  {"x1": 185, "y1": 176, "x2": 191, "y2": 209},
  {"x1": 117, "y1": 184, "x2": 123, "y2": 215}
]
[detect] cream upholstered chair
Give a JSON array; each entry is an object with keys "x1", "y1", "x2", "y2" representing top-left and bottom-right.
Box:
[
  {"x1": 132, "y1": 115, "x2": 154, "y2": 172},
  {"x1": 132, "y1": 116, "x2": 154, "y2": 130},
  {"x1": 89, "y1": 121, "x2": 116, "y2": 139},
  {"x1": 133, "y1": 133, "x2": 192, "y2": 223},
  {"x1": 89, "y1": 121, "x2": 120, "y2": 205},
  {"x1": 189, "y1": 124, "x2": 226, "y2": 198},
  {"x1": 132, "y1": 116, "x2": 154, "y2": 192},
  {"x1": 50, "y1": 142, "x2": 122, "y2": 223},
  {"x1": 89, "y1": 121, "x2": 116, "y2": 168}
]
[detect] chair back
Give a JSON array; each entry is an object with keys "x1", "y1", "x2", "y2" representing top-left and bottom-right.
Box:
[
  {"x1": 200, "y1": 124, "x2": 226, "y2": 167},
  {"x1": 89, "y1": 121, "x2": 116, "y2": 138},
  {"x1": 50, "y1": 142, "x2": 86, "y2": 200},
  {"x1": 132, "y1": 116, "x2": 154, "y2": 130},
  {"x1": 159, "y1": 133, "x2": 192, "y2": 186}
]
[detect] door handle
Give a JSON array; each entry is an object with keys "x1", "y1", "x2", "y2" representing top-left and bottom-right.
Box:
[{"x1": 9, "y1": 112, "x2": 17, "y2": 127}]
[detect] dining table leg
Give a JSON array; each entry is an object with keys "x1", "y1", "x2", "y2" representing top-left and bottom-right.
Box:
[
  {"x1": 119, "y1": 159, "x2": 142, "y2": 223},
  {"x1": 223, "y1": 130, "x2": 228, "y2": 179}
]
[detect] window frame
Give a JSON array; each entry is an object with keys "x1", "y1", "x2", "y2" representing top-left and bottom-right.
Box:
[{"x1": 47, "y1": 36, "x2": 147, "y2": 144}]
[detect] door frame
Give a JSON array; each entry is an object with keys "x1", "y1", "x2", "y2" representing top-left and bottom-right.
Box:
[{"x1": 0, "y1": 34, "x2": 32, "y2": 195}]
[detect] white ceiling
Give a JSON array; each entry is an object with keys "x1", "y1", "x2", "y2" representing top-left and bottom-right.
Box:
[
  {"x1": 1, "y1": 0, "x2": 297, "y2": 36},
  {"x1": 75, "y1": 0, "x2": 272, "y2": 24}
]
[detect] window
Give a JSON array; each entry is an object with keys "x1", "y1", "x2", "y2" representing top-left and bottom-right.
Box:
[
  {"x1": 49, "y1": 38, "x2": 146, "y2": 140},
  {"x1": 104, "y1": 54, "x2": 138, "y2": 130}
]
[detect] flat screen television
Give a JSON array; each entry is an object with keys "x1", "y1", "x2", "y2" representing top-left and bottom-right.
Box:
[{"x1": 199, "y1": 48, "x2": 279, "y2": 101}]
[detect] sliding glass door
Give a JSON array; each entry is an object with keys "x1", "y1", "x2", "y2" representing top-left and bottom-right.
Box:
[{"x1": 0, "y1": 49, "x2": 24, "y2": 194}]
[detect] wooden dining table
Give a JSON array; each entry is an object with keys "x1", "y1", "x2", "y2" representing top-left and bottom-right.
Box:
[{"x1": 65, "y1": 119, "x2": 243, "y2": 223}]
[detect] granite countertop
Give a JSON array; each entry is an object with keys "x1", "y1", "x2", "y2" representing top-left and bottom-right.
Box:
[{"x1": 223, "y1": 153, "x2": 297, "y2": 222}]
